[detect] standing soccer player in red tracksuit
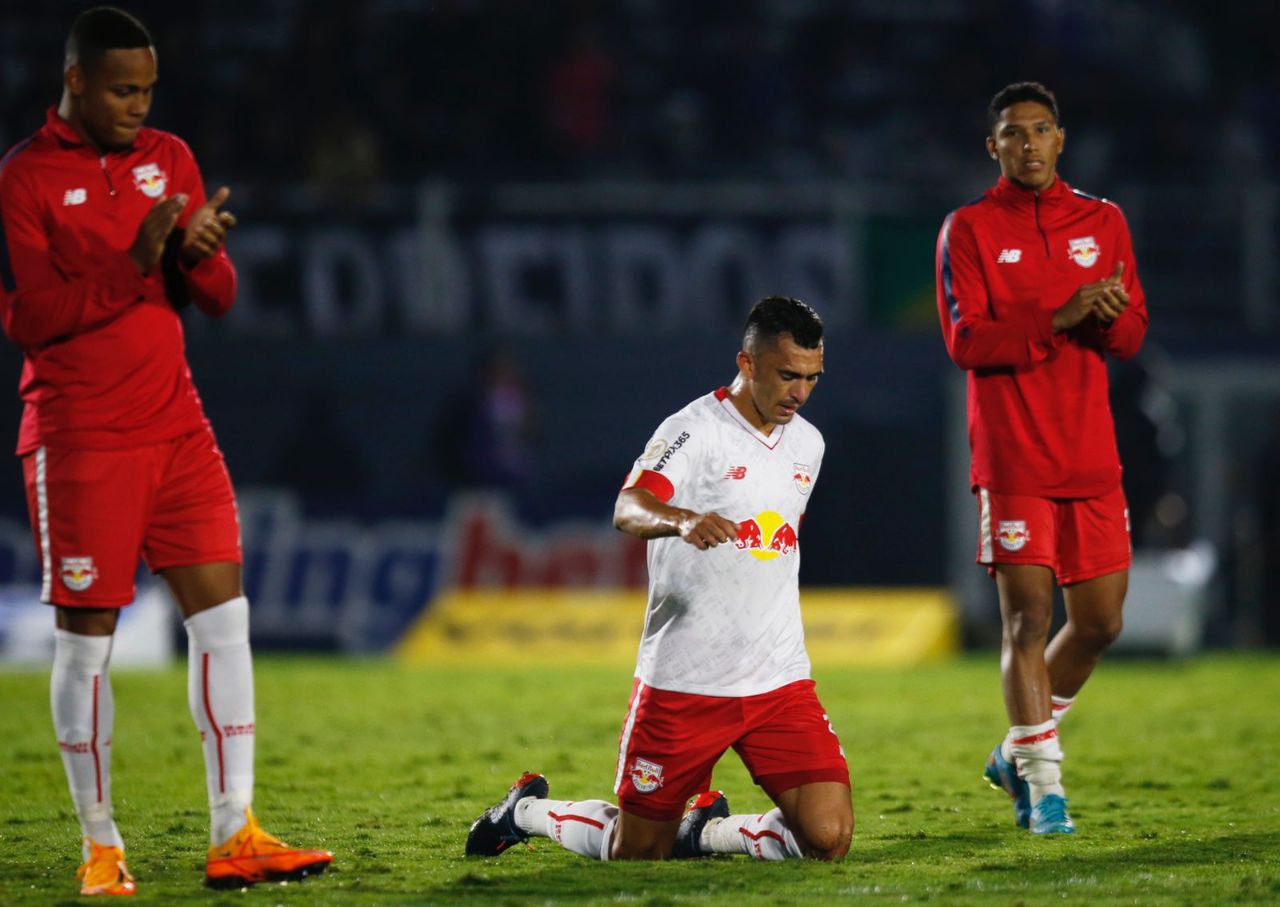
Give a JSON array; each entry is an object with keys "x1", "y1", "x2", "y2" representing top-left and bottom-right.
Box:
[
  {"x1": 935, "y1": 82, "x2": 1148, "y2": 835},
  {"x1": 0, "y1": 8, "x2": 332, "y2": 894}
]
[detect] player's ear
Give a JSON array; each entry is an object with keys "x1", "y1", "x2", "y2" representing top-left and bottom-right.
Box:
[
  {"x1": 1057, "y1": 127, "x2": 1065, "y2": 155},
  {"x1": 65, "y1": 63, "x2": 85, "y2": 97},
  {"x1": 986, "y1": 134, "x2": 997, "y2": 160},
  {"x1": 736, "y1": 350, "x2": 754, "y2": 379}
]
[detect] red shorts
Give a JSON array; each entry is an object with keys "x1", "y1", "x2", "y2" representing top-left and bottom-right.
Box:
[
  {"x1": 613, "y1": 678, "x2": 850, "y2": 821},
  {"x1": 22, "y1": 427, "x2": 242, "y2": 607},
  {"x1": 975, "y1": 486, "x2": 1131, "y2": 585}
]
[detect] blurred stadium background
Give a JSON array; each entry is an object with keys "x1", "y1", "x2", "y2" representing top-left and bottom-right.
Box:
[{"x1": 2, "y1": 0, "x2": 1279, "y2": 667}]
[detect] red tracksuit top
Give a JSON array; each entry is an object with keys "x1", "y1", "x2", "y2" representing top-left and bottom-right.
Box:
[
  {"x1": 0, "y1": 108, "x2": 235, "y2": 456},
  {"x1": 936, "y1": 175, "x2": 1148, "y2": 498}
]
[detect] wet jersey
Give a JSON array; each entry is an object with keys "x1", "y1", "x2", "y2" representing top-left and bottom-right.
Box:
[{"x1": 622, "y1": 387, "x2": 824, "y2": 696}]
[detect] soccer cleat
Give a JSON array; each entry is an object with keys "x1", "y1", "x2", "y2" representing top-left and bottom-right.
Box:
[
  {"x1": 984, "y1": 743, "x2": 1031, "y2": 829},
  {"x1": 672, "y1": 790, "x2": 731, "y2": 859},
  {"x1": 204, "y1": 809, "x2": 333, "y2": 888},
  {"x1": 465, "y1": 771, "x2": 550, "y2": 857},
  {"x1": 1030, "y1": 793, "x2": 1075, "y2": 835},
  {"x1": 76, "y1": 840, "x2": 136, "y2": 896}
]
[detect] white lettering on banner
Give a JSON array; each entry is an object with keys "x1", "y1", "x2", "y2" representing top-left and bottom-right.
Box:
[
  {"x1": 605, "y1": 227, "x2": 685, "y2": 330},
  {"x1": 220, "y1": 222, "x2": 856, "y2": 336},
  {"x1": 304, "y1": 229, "x2": 386, "y2": 335}
]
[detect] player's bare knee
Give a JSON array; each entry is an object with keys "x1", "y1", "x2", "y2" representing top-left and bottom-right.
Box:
[
  {"x1": 1004, "y1": 605, "x2": 1053, "y2": 649},
  {"x1": 797, "y1": 813, "x2": 852, "y2": 861},
  {"x1": 1074, "y1": 612, "x2": 1124, "y2": 651}
]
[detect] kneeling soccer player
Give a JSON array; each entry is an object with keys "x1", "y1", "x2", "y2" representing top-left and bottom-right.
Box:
[{"x1": 467, "y1": 296, "x2": 853, "y2": 861}]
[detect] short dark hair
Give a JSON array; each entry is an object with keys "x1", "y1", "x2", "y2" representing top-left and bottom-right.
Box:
[
  {"x1": 743, "y1": 296, "x2": 823, "y2": 352},
  {"x1": 65, "y1": 7, "x2": 153, "y2": 73},
  {"x1": 988, "y1": 82, "x2": 1060, "y2": 132}
]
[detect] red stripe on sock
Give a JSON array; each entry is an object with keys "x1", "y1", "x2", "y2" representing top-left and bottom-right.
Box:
[
  {"x1": 202, "y1": 653, "x2": 225, "y2": 793},
  {"x1": 739, "y1": 826, "x2": 785, "y2": 844},
  {"x1": 548, "y1": 811, "x2": 605, "y2": 830},
  {"x1": 91, "y1": 674, "x2": 102, "y2": 803},
  {"x1": 1011, "y1": 728, "x2": 1058, "y2": 746}
]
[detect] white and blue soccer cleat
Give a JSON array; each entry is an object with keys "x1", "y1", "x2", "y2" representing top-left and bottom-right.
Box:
[
  {"x1": 1029, "y1": 793, "x2": 1075, "y2": 835},
  {"x1": 983, "y1": 743, "x2": 1031, "y2": 829}
]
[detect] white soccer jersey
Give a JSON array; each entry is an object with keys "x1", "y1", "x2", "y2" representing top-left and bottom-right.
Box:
[{"x1": 622, "y1": 387, "x2": 824, "y2": 696}]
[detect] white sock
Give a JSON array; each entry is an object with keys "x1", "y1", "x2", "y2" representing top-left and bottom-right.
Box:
[
  {"x1": 1051, "y1": 695, "x2": 1075, "y2": 725},
  {"x1": 51, "y1": 629, "x2": 124, "y2": 851},
  {"x1": 185, "y1": 597, "x2": 255, "y2": 844},
  {"x1": 701, "y1": 808, "x2": 803, "y2": 860},
  {"x1": 515, "y1": 798, "x2": 618, "y2": 861},
  {"x1": 1009, "y1": 720, "x2": 1065, "y2": 803}
]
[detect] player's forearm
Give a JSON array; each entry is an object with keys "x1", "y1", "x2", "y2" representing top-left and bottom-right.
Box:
[
  {"x1": 2, "y1": 272, "x2": 142, "y2": 349},
  {"x1": 613, "y1": 489, "x2": 689, "y2": 540},
  {"x1": 182, "y1": 253, "x2": 236, "y2": 318},
  {"x1": 1099, "y1": 308, "x2": 1147, "y2": 360},
  {"x1": 946, "y1": 310, "x2": 1060, "y2": 370}
]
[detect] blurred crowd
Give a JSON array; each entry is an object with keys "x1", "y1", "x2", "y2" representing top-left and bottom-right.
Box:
[{"x1": 3, "y1": 0, "x2": 1277, "y2": 191}]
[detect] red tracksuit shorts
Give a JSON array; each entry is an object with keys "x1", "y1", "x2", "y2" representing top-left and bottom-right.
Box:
[
  {"x1": 613, "y1": 678, "x2": 850, "y2": 821},
  {"x1": 22, "y1": 427, "x2": 242, "y2": 607},
  {"x1": 975, "y1": 485, "x2": 1131, "y2": 585}
]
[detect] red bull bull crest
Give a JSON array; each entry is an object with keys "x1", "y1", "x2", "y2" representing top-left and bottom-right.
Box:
[
  {"x1": 1067, "y1": 235, "x2": 1099, "y2": 268},
  {"x1": 60, "y1": 556, "x2": 98, "y2": 592},
  {"x1": 131, "y1": 163, "x2": 168, "y2": 199},
  {"x1": 997, "y1": 520, "x2": 1030, "y2": 552},
  {"x1": 735, "y1": 510, "x2": 799, "y2": 561},
  {"x1": 630, "y1": 757, "x2": 664, "y2": 793}
]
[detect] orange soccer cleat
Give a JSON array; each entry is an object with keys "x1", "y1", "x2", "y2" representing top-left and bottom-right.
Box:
[
  {"x1": 204, "y1": 809, "x2": 333, "y2": 889},
  {"x1": 76, "y1": 840, "x2": 137, "y2": 896}
]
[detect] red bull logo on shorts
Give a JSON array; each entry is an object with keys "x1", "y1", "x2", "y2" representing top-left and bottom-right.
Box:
[
  {"x1": 1067, "y1": 235, "x2": 1100, "y2": 268},
  {"x1": 131, "y1": 163, "x2": 168, "y2": 199},
  {"x1": 630, "y1": 757, "x2": 664, "y2": 793},
  {"x1": 735, "y1": 510, "x2": 799, "y2": 562},
  {"x1": 60, "y1": 556, "x2": 98, "y2": 592},
  {"x1": 997, "y1": 520, "x2": 1030, "y2": 552}
]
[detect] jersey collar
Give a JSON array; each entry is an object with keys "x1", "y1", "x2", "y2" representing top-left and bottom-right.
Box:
[
  {"x1": 714, "y1": 386, "x2": 787, "y2": 450},
  {"x1": 990, "y1": 174, "x2": 1073, "y2": 211}
]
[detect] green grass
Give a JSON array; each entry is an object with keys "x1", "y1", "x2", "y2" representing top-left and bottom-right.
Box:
[{"x1": 1, "y1": 655, "x2": 1278, "y2": 904}]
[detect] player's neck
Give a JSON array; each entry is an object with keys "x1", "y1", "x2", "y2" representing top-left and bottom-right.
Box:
[
  {"x1": 726, "y1": 378, "x2": 776, "y2": 436},
  {"x1": 56, "y1": 95, "x2": 102, "y2": 153}
]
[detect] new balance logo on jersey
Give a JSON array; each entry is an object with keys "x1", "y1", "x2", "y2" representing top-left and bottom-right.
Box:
[
  {"x1": 996, "y1": 248, "x2": 1022, "y2": 263},
  {"x1": 63, "y1": 188, "x2": 87, "y2": 206},
  {"x1": 724, "y1": 465, "x2": 747, "y2": 480}
]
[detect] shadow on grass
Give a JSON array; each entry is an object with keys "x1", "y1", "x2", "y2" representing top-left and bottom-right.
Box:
[{"x1": 415, "y1": 831, "x2": 1280, "y2": 903}]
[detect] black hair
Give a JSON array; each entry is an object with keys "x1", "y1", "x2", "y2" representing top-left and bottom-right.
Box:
[
  {"x1": 65, "y1": 7, "x2": 153, "y2": 73},
  {"x1": 743, "y1": 296, "x2": 823, "y2": 352},
  {"x1": 988, "y1": 81, "x2": 1060, "y2": 132}
]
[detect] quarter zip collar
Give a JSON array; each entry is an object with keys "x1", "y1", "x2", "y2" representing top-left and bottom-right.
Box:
[
  {"x1": 42, "y1": 106, "x2": 146, "y2": 155},
  {"x1": 989, "y1": 174, "x2": 1072, "y2": 212}
]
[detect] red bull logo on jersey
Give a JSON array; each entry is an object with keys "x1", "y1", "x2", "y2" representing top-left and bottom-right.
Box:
[
  {"x1": 131, "y1": 163, "x2": 168, "y2": 199},
  {"x1": 60, "y1": 556, "x2": 98, "y2": 592},
  {"x1": 736, "y1": 510, "x2": 799, "y2": 562},
  {"x1": 630, "y1": 757, "x2": 664, "y2": 793},
  {"x1": 997, "y1": 520, "x2": 1030, "y2": 552},
  {"x1": 793, "y1": 463, "x2": 812, "y2": 495},
  {"x1": 1067, "y1": 236, "x2": 1100, "y2": 268}
]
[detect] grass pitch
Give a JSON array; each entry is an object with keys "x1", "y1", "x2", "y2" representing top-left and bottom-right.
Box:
[{"x1": 1, "y1": 654, "x2": 1278, "y2": 904}]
